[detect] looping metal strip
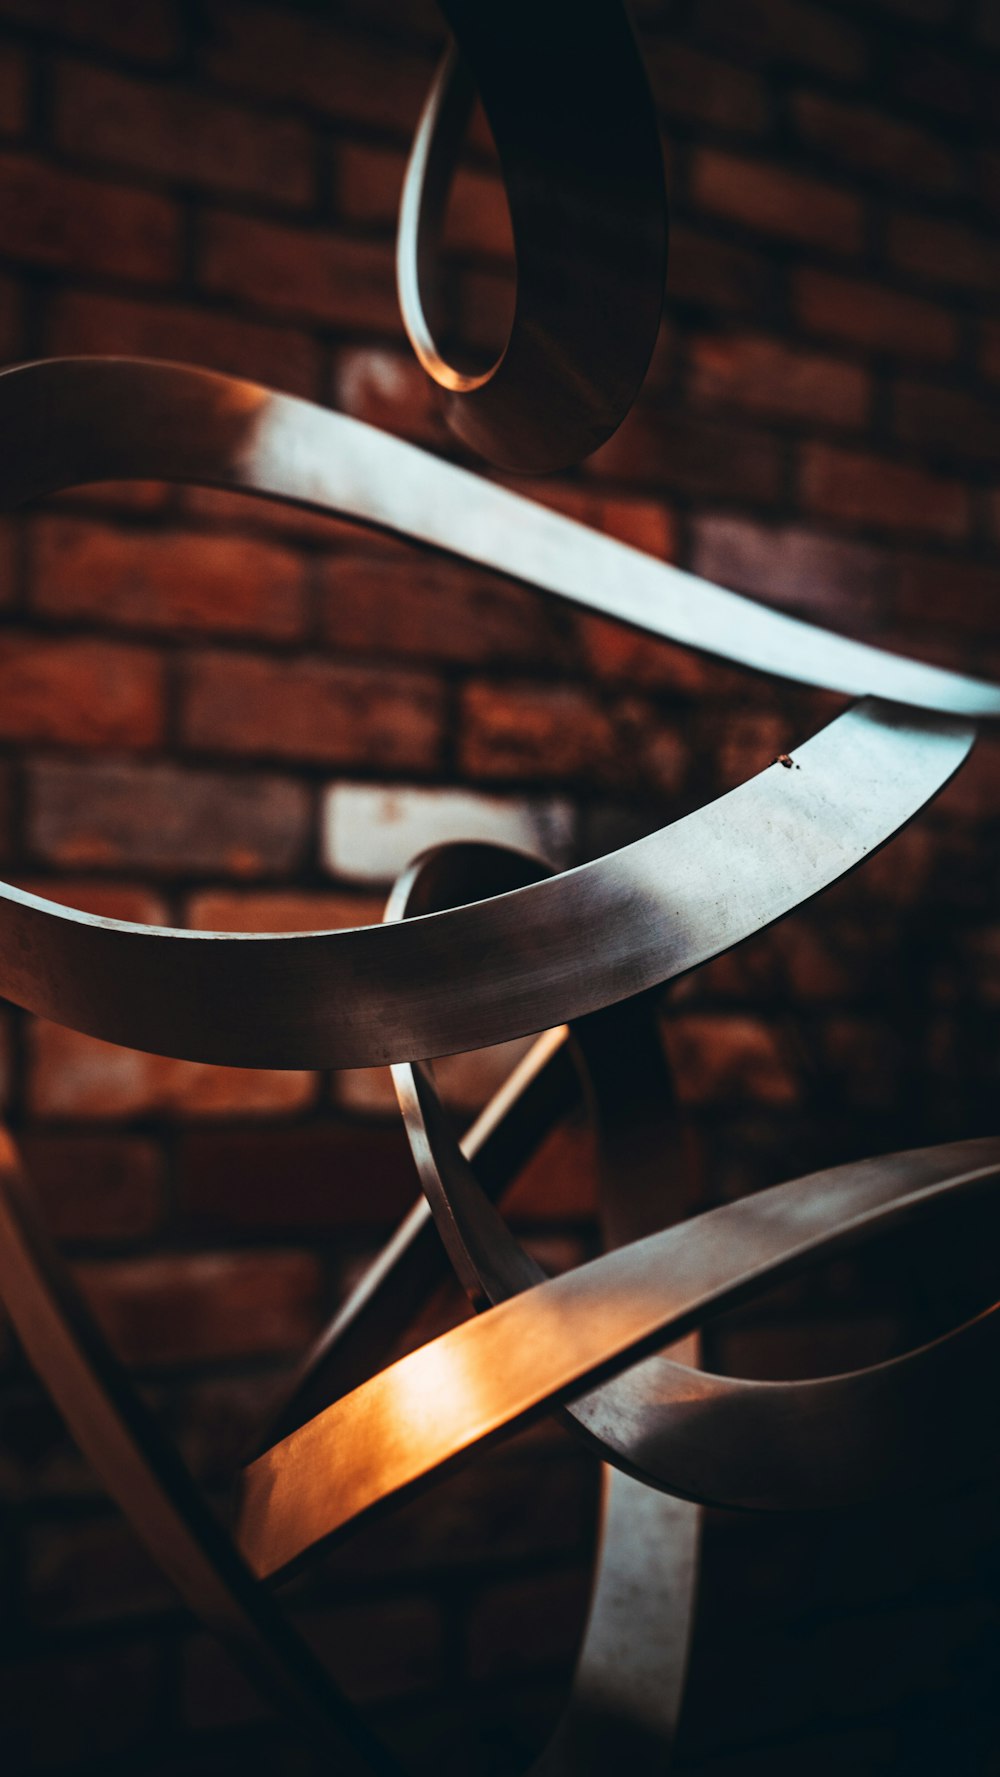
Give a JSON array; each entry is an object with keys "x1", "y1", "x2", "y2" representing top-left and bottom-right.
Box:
[
  {"x1": 0, "y1": 357, "x2": 991, "y2": 1070},
  {"x1": 398, "y1": 1, "x2": 668, "y2": 471}
]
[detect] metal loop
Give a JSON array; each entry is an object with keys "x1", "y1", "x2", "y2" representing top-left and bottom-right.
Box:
[{"x1": 397, "y1": 1, "x2": 668, "y2": 471}]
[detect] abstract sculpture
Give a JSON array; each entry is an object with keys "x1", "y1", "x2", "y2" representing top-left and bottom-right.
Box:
[{"x1": 0, "y1": 8, "x2": 997, "y2": 1772}]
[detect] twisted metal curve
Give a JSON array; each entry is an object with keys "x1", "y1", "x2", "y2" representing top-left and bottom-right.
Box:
[
  {"x1": 0, "y1": 356, "x2": 993, "y2": 1071},
  {"x1": 0, "y1": 345, "x2": 996, "y2": 1770},
  {"x1": 397, "y1": 1, "x2": 668, "y2": 471}
]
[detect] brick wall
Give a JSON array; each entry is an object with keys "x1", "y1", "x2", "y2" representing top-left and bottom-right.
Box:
[{"x1": 0, "y1": 0, "x2": 998, "y2": 1772}]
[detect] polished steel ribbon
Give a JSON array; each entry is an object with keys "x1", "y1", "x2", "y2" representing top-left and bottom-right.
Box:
[
  {"x1": 0, "y1": 351, "x2": 996, "y2": 1773},
  {"x1": 0, "y1": 357, "x2": 994, "y2": 1070}
]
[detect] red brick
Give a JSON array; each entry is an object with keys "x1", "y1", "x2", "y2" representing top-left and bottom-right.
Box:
[
  {"x1": 889, "y1": 213, "x2": 1000, "y2": 293},
  {"x1": 200, "y1": 208, "x2": 398, "y2": 331},
  {"x1": 691, "y1": 150, "x2": 863, "y2": 254},
  {"x1": 667, "y1": 224, "x2": 776, "y2": 315},
  {"x1": 662, "y1": 1013, "x2": 798, "y2": 1106},
  {"x1": 200, "y1": 4, "x2": 433, "y2": 133},
  {"x1": 690, "y1": 514, "x2": 884, "y2": 620},
  {"x1": 28, "y1": 1020, "x2": 316, "y2": 1120},
  {"x1": 695, "y1": 0, "x2": 868, "y2": 80},
  {"x1": 77, "y1": 1249, "x2": 324, "y2": 1364},
  {"x1": 31, "y1": 517, "x2": 309, "y2": 641},
  {"x1": 0, "y1": 0, "x2": 179, "y2": 63},
  {"x1": 19, "y1": 1134, "x2": 164, "y2": 1243},
  {"x1": 792, "y1": 92, "x2": 959, "y2": 193},
  {"x1": 794, "y1": 268, "x2": 957, "y2": 362},
  {"x1": 460, "y1": 680, "x2": 685, "y2": 793},
  {"x1": 688, "y1": 332, "x2": 869, "y2": 428},
  {"x1": 460, "y1": 681, "x2": 612, "y2": 783},
  {"x1": 896, "y1": 554, "x2": 999, "y2": 633},
  {"x1": 177, "y1": 1121, "x2": 417, "y2": 1232},
  {"x1": 0, "y1": 152, "x2": 179, "y2": 282},
  {"x1": 47, "y1": 290, "x2": 320, "y2": 400},
  {"x1": 894, "y1": 380, "x2": 1000, "y2": 463},
  {"x1": 187, "y1": 888, "x2": 380, "y2": 932},
  {"x1": 800, "y1": 442, "x2": 970, "y2": 538},
  {"x1": 645, "y1": 41, "x2": 769, "y2": 134},
  {"x1": 27, "y1": 758, "x2": 309, "y2": 874},
  {"x1": 55, "y1": 62, "x2": 313, "y2": 206},
  {"x1": 0, "y1": 635, "x2": 164, "y2": 747},
  {"x1": 588, "y1": 405, "x2": 783, "y2": 506},
  {"x1": 319, "y1": 552, "x2": 559, "y2": 667},
  {"x1": 573, "y1": 613, "x2": 731, "y2": 695},
  {"x1": 332, "y1": 345, "x2": 448, "y2": 447},
  {"x1": 182, "y1": 652, "x2": 445, "y2": 769}
]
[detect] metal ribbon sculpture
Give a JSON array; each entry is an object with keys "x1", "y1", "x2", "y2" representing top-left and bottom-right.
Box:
[{"x1": 0, "y1": 14, "x2": 998, "y2": 1771}]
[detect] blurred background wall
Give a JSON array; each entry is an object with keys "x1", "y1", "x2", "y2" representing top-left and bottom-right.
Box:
[{"x1": 0, "y1": 0, "x2": 998, "y2": 1771}]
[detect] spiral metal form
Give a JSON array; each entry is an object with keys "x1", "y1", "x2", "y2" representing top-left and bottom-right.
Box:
[{"x1": 0, "y1": 18, "x2": 997, "y2": 1768}]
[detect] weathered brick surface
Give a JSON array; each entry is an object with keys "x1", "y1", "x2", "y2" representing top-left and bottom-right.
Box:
[
  {"x1": 28, "y1": 1020, "x2": 316, "y2": 1120},
  {"x1": 0, "y1": 634, "x2": 163, "y2": 747},
  {"x1": 47, "y1": 290, "x2": 321, "y2": 398},
  {"x1": 691, "y1": 150, "x2": 863, "y2": 253},
  {"x1": 0, "y1": 2, "x2": 997, "y2": 1771},
  {"x1": 55, "y1": 62, "x2": 314, "y2": 206},
  {"x1": 32, "y1": 517, "x2": 309, "y2": 640},
  {"x1": 800, "y1": 442, "x2": 970, "y2": 537},
  {"x1": 687, "y1": 332, "x2": 869, "y2": 428},
  {"x1": 319, "y1": 549, "x2": 560, "y2": 666},
  {"x1": 0, "y1": 151, "x2": 179, "y2": 282},
  {"x1": 27, "y1": 758, "x2": 310, "y2": 874},
  {"x1": 794, "y1": 268, "x2": 958, "y2": 361},
  {"x1": 78, "y1": 1248, "x2": 324, "y2": 1364},
  {"x1": 181, "y1": 651, "x2": 446, "y2": 769},
  {"x1": 199, "y1": 207, "x2": 399, "y2": 330}
]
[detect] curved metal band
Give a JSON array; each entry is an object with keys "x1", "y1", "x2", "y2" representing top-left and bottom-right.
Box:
[
  {"x1": 237, "y1": 1139, "x2": 1000, "y2": 1579},
  {"x1": 3, "y1": 361, "x2": 995, "y2": 720},
  {"x1": 388, "y1": 844, "x2": 1000, "y2": 1513},
  {"x1": 397, "y1": 1, "x2": 667, "y2": 471},
  {"x1": 0, "y1": 356, "x2": 990, "y2": 1071},
  {"x1": 387, "y1": 842, "x2": 701, "y2": 1771}
]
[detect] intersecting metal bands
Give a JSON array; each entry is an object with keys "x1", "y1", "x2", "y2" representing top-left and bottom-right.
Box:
[
  {"x1": 0, "y1": 357, "x2": 995, "y2": 1075},
  {"x1": 0, "y1": 348, "x2": 996, "y2": 1776}
]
